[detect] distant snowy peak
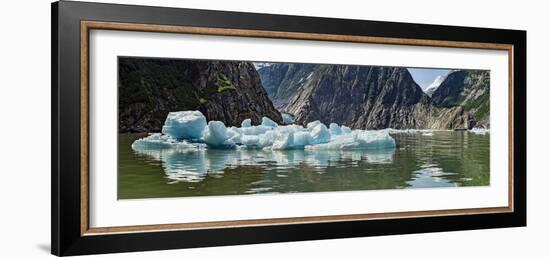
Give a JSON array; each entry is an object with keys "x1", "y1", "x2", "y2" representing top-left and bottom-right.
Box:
[
  {"x1": 253, "y1": 62, "x2": 273, "y2": 70},
  {"x1": 424, "y1": 74, "x2": 448, "y2": 97}
]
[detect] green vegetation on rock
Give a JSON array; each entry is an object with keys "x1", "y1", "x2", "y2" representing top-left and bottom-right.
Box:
[{"x1": 217, "y1": 74, "x2": 237, "y2": 93}]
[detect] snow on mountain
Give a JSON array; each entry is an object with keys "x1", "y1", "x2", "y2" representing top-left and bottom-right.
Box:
[
  {"x1": 253, "y1": 62, "x2": 273, "y2": 70},
  {"x1": 424, "y1": 74, "x2": 448, "y2": 97}
]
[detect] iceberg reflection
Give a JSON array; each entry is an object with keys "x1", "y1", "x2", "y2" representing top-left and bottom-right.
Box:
[{"x1": 133, "y1": 147, "x2": 395, "y2": 183}]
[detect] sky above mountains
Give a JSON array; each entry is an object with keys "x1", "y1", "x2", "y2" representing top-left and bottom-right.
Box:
[{"x1": 407, "y1": 68, "x2": 451, "y2": 90}]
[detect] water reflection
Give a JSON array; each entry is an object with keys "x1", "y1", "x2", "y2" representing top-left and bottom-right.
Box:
[
  {"x1": 133, "y1": 147, "x2": 396, "y2": 183},
  {"x1": 406, "y1": 164, "x2": 458, "y2": 188},
  {"x1": 119, "y1": 131, "x2": 489, "y2": 199}
]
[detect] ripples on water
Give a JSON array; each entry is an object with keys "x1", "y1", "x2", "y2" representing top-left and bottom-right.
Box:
[{"x1": 118, "y1": 131, "x2": 489, "y2": 199}]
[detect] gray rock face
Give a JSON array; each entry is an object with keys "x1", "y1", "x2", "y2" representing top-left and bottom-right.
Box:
[
  {"x1": 257, "y1": 63, "x2": 318, "y2": 108},
  {"x1": 430, "y1": 105, "x2": 476, "y2": 130},
  {"x1": 285, "y1": 65, "x2": 427, "y2": 129},
  {"x1": 118, "y1": 58, "x2": 282, "y2": 133},
  {"x1": 272, "y1": 64, "x2": 474, "y2": 130},
  {"x1": 257, "y1": 62, "x2": 490, "y2": 130},
  {"x1": 424, "y1": 87, "x2": 438, "y2": 97},
  {"x1": 431, "y1": 70, "x2": 490, "y2": 128}
]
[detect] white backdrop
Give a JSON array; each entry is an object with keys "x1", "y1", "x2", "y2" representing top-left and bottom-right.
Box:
[{"x1": 0, "y1": 0, "x2": 547, "y2": 256}]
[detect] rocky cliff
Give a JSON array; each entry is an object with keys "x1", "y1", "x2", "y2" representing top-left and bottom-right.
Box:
[
  {"x1": 257, "y1": 63, "x2": 318, "y2": 108},
  {"x1": 431, "y1": 70, "x2": 490, "y2": 128},
  {"x1": 260, "y1": 63, "x2": 479, "y2": 130},
  {"x1": 118, "y1": 58, "x2": 282, "y2": 133}
]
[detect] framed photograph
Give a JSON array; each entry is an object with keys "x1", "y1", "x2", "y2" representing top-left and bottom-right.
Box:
[{"x1": 52, "y1": 1, "x2": 526, "y2": 256}]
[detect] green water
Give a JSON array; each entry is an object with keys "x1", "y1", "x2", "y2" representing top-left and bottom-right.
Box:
[{"x1": 118, "y1": 131, "x2": 489, "y2": 199}]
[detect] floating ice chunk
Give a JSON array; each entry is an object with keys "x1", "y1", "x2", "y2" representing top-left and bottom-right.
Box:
[
  {"x1": 470, "y1": 128, "x2": 490, "y2": 135},
  {"x1": 307, "y1": 130, "x2": 395, "y2": 150},
  {"x1": 329, "y1": 123, "x2": 343, "y2": 135},
  {"x1": 131, "y1": 133, "x2": 202, "y2": 151},
  {"x1": 240, "y1": 130, "x2": 277, "y2": 149},
  {"x1": 239, "y1": 125, "x2": 273, "y2": 135},
  {"x1": 227, "y1": 126, "x2": 242, "y2": 144},
  {"x1": 267, "y1": 128, "x2": 312, "y2": 150},
  {"x1": 241, "y1": 135, "x2": 260, "y2": 147},
  {"x1": 306, "y1": 134, "x2": 359, "y2": 150},
  {"x1": 310, "y1": 123, "x2": 330, "y2": 144},
  {"x1": 136, "y1": 111, "x2": 397, "y2": 153},
  {"x1": 261, "y1": 117, "x2": 278, "y2": 127},
  {"x1": 386, "y1": 128, "x2": 437, "y2": 134},
  {"x1": 278, "y1": 124, "x2": 306, "y2": 134},
  {"x1": 341, "y1": 126, "x2": 352, "y2": 134},
  {"x1": 241, "y1": 118, "x2": 252, "y2": 128},
  {"x1": 422, "y1": 132, "x2": 434, "y2": 136},
  {"x1": 281, "y1": 113, "x2": 295, "y2": 124},
  {"x1": 306, "y1": 120, "x2": 321, "y2": 131},
  {"x1": 161, "y1": 111, "x2": 207, "y2": 140},
  {"x1": 132, "y1": 110, "x2": 405, "y2": 182},
  {"x1": 203, "y1": 121, "x2": 235, "y2": 149},
  {"x1": 272, "y1": 132, "x2": 294, "y2": 150},
  {"x1": 258, "y1": 130, "x2": 275, "y2": 148},
  {"x1": 293, "y1": 131, "x2": 313, "y2": 147},
  {"x1": 354, "y1": 130, "x2": 396, "y2": 149},
  {"x1": 131, "y1": 133, "x2": 174, "y2": 150}
]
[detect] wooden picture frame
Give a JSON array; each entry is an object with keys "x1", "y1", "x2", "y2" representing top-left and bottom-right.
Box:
[{"x1": 52, "y1": 1, "x2": 526, "y2": 256}]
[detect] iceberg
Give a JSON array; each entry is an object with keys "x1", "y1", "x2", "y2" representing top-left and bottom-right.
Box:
[
  {"x1": 329, "y1": 123, "x2": 343, "y2": 135},
  {"x1": 385, "y1": 128, "x2": 438, "y2": 134},
  {"x1": 239, "y1": 125, "x2": 274, "y2": 136},
  {"x1": 241, "y1": 133, "x2": 274, "y2": 149},
  {"x1": 470, "y1": 128, "x2": 490, "y2": 135},
  {"x1": 261, "y1": 117, "x2": 278, "y2": 127},
  {"x1": 131, "y1": 133, "x2": 175, "y2": 150},
  {"x1": 341, "y1": 126, "x2": 352, "y2": 134},
  {"x1": 306, "y1": 120, "x2": 321, "y2": 131},
  {"x1": 272, "y1": 131, "x2": 295, "y2": 150},
  {"x1": 355, "y1": 130, "x2": 396, "y2": 149},
  {"x1": 270, "y1": 130, "x2": 313, "y2": 150},
  {"x1": 132, "y1": 111, "x2": 396, "y2": 153},
  {"x1": 258, "y1": 130, "x2": 276, "y2": 147},
  {"x1": 203, "y1": 121, "x2": 235, "y2": 149},
  {"x1": 129, "y1": 111, "x2": 402, "y2": 183},
  {"x1": 226, "y1": 126, "x2": 242, "y2": 144},
  {"x1": 293, "y1": 131, "x2": 313, "y2": 147},
  {"x1": 241, "y1": 118, "x2": 252, "y2": 127},
  {"x1": 306, "y1": 130, "x2": 395, "y2": 150},
  {"x1": 281, "y1": 113, "x2": 295, "y2": 124},
  {"x1": 131, "y1": 133, "x2": 204, "y2": 151},
  {"x1": 241, "y1": 135, "x2": 260, "y2": 147},
  {"x1": 310, "y1": 123, "x2": 330, "y2": 144},
  {"x1": 161, "y1": 111, "x2": 206, "y2": 140}
]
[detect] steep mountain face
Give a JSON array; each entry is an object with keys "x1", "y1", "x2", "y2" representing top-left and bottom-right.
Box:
[
  {"x1": 431, "y1": 70, "x2": 490, "y2": 127},
  {"x1": 257, "y1": 63, "x2": 318, "y2": 108},
  {"x1": 423, "y1": 74, "x2": 448, "y2": 97},
  {"x1": 277, "y1": 64, "x2": 473, "y2": 130},
  {"x1": 118, "y1": 58, "x2": 282, "y2": 133}
]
